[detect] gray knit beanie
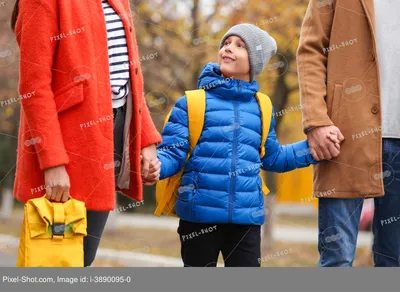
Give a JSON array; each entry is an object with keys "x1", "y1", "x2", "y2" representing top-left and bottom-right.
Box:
[{"x1": 219, "y1": 23, "x2": 277, "y2": 81}]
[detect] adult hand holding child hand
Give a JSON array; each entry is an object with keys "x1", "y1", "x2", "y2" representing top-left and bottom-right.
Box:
[
  {"x1": 307, "y1": 125, "x2": 345, "y2": 161},
  {"x1": 141, "y1": 144, "x2": 161, "y2": 185}
]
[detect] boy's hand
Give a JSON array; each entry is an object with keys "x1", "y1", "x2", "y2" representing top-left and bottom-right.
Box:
[{"x1": 326, "y1": 130, "x2": 342, "y2": 154}]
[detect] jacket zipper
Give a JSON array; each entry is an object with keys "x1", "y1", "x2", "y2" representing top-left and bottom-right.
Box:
[{"x1": 229, "y1": 81, "x2": 241, "y2": 222}]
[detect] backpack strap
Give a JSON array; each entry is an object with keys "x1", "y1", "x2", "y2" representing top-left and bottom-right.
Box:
[
  {"x1": 255, "y1": 92, "x2": 273, "y2": 196},
  {"x1": 161, "y1": 89, "x2": 206, "y2": 159},
  {"x1": 185, "y1": 89, "x2": 206, "y2": 159},
  {"x1": 255, "y1": 92, "x2": 273, "y2": 159},
  {"x1": 154, "y1": 90, "x2": 206, "y2": 216}
]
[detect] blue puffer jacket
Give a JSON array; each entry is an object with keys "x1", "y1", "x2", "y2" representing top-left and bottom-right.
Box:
[{"x1": 157, "y1": 63, "x2": 316, "y2": 225}]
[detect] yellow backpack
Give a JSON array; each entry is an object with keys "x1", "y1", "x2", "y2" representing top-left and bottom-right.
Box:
[
  {"x1": 154, "y1": 89, "x2": 272, "y2": 217},
  {"x1": 16, "y1": 194, "x2": 87, "y2": 267}
]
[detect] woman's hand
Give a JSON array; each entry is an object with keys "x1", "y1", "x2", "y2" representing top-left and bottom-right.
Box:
[
  {"x1": 142, "y1": 158, "x2": 162, "y2": 186},
  {"x1": 141, "y1": 144, "x2": 160, "y2": 185},
  {"x1": 44, "y1": 165, "x2": 70, "y2": 202},
  {"x1": 141, "y1": 144, "x2": 157, "y2": 177}
]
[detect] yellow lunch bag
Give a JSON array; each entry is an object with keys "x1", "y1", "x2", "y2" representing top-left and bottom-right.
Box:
[
  {"x1": 16, "y1": 194, "x2": 87, "y2": 267},
  {"x1": 154, "y1": 89, "x2": 272, "y2": 217}
]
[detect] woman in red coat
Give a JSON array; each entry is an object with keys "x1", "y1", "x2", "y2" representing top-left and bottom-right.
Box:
[{"x1": 11, "y1": 0, "x2": 162, "y2": 266}]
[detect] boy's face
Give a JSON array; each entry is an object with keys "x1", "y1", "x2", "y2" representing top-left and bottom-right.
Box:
[{"x1": 218, "y1": 35, "x2": 251, "y2": 82}]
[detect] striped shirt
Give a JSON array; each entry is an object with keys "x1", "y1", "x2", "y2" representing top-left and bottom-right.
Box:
[{"x1": 102, "y1": 0, "x2": 130, "y2": 108}]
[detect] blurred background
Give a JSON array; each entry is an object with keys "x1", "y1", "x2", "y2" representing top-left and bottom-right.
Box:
[{"x1": 0, "y1": 0, "x2": 373, "y2": 266}]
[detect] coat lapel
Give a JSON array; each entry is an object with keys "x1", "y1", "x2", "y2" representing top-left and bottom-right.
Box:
[
  {"x1": 360, "y1": 0, "x2": 376, "y2": 44},
  {"x1": 108, "y1": 0, "x2": 129, "y2": 18}
]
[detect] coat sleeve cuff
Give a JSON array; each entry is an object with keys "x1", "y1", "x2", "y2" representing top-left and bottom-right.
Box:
[
  {"x1": 38, "y1": 148, "x2": 70, "y2": 170},
  {"x1": 303, "y1": 118, "x2": 334, "y2": 134},
  {"x1": 141, "y1": 129, "x2": 162, "y2": 149}
]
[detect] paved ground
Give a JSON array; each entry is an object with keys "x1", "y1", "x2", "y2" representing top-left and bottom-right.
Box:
[
  {"x1": 114, "y1": 213, "x2": 373, "y2": 247},
  {"x1": 0, "y1": 251, "x2": 16, "y2": 267},
  {"x1": 0, "y1": 212, "x2": 373, "y2": 267}
]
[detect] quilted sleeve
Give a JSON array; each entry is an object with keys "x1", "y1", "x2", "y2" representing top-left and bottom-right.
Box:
[
  {"x1": 261, "y1": 107, "x2": 318, "y2": 173},
  {"x1": 157, "y1": 96, "x2": 190, "y2": 179}
]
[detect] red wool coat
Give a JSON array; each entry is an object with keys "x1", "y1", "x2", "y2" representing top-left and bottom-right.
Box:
[{"x1": 13, "y1": 0, "x2": 162, "y2": 211}]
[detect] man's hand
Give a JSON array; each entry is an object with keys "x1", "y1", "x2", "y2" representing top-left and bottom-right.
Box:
[
  {"x1": 307, "y1": 126, "x2": 345, "y2": 161},
  {"x1": 141, "y1": 144, "x2": 161, "y2": 185}
]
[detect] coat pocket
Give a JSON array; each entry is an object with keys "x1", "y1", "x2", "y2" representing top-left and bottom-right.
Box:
[
  {"x1": 53, "y1": 81, "x2": 85, "y2": 113},
  {"x1": 177, "y1": 174, "x2": 199, "y2": 219},
  {"x1": 177, "y1": 180, "x2": 196, "y2": 202},
  {"x1": 329, "y1": 84, "x2": 343, "y2": 125}
]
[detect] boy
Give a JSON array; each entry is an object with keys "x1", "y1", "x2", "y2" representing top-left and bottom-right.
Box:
[{"x1": 147, "y1": 24, "x2": 340, "y2": 267}]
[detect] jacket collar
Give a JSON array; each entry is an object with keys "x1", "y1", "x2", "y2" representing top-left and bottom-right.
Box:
[{"x1": 197, "y1": 63, "x2": 260, "y2": 101}]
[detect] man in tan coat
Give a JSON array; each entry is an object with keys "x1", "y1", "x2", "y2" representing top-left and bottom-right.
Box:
[{"x1": 297, "y1": 0, "x2": 400, "y2": 266}]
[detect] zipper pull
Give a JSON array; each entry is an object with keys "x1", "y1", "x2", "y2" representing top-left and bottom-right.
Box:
[{"x1": 237, "y1": 80, "x2": 242, "y2": 96}]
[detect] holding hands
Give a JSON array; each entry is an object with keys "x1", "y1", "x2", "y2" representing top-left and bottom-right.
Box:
[
  {"x1": 307, "y1": 125, "x2": 345, "y2": 161},
  {"x1": 140, "y1": 144, "x2": 162, "y2": 185}
]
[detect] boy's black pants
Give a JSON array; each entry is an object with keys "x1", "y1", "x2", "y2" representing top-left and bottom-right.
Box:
[{"x1": 178, "y1": 219, "x2": 261, "y2": 267}]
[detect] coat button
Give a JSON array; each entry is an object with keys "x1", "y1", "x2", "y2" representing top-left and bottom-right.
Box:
[
  {"x1": 139, "y1": 108, "x2": 142, "y2": 114},
  {"x1": 371, "y1": 105, "x2": 379, "y2": 114},
  {"x1": 135, "y1": 68, "x2": 138, "y2": 75},
  {"x1": 129, "y1": 26, "x2": 132, "y2": 32}
]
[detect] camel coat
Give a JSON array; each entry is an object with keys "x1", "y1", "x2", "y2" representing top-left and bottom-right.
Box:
[
  {"x1": 297, "y1": 0, "x2": 384, "y2": 199},
  {"x1": 13, "y1": 0, "x2": 161, "y2": 210}
]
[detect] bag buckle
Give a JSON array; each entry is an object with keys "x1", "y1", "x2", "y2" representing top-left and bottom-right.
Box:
[{"x1": 52, "y1": 223, "x2": 65, "y2": 237}]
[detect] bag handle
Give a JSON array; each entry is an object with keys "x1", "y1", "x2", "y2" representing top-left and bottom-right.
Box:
[
  {"x1": 41, "y1": 194, "x2": 73, "y2": 201},
  {"x1": 40, "y1": 194, "x2": 71, "y2": 240}
]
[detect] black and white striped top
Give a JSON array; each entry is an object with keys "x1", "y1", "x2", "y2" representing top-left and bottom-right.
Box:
[{"x1": 102, "y1": 0, "x2": 130, "y2": 108}]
